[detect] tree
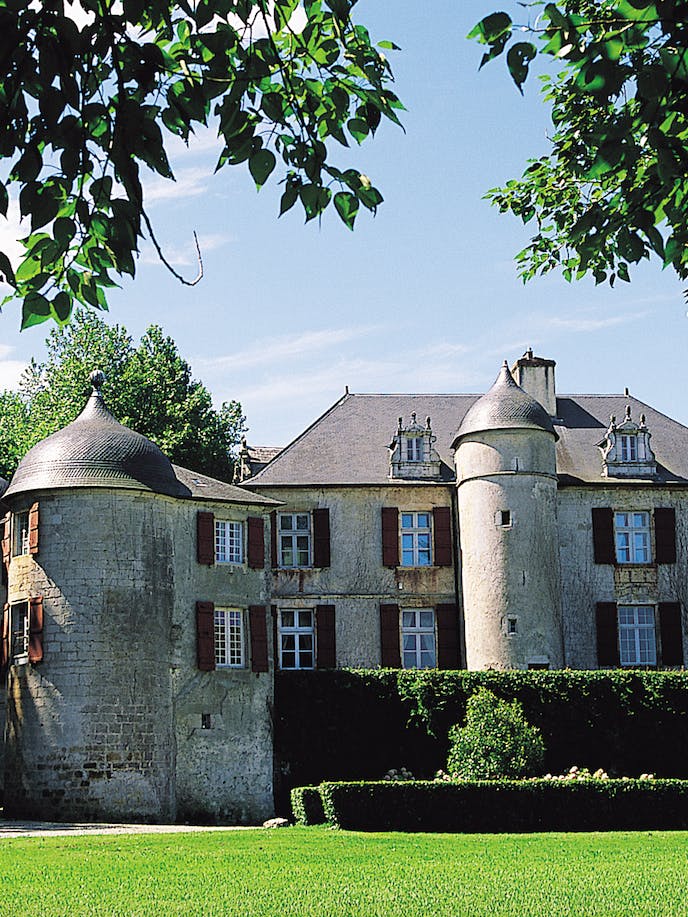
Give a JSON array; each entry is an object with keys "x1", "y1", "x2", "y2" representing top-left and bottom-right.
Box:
[
  {"x1": 469, "y1": 1, "x2": 688, "y2": 287},
  {"x1": 0, "y1": 0, "x2": 402, "y2": 329},
  {"x1": 0, "y1": 310, "x2": 245, "y2": 480}
]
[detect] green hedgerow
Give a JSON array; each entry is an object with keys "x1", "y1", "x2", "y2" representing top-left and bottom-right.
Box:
[{"x1": 447, "y1": 687, "x2": 545, "y2": 779}]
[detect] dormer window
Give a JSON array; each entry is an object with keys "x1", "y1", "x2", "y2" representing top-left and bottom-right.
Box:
[
  {"x1": 389, "y1": 413, "x2": 442, "y2": 480},
  {"x1": 598, "y1": 406, "x2": 657, "y2": 479}
]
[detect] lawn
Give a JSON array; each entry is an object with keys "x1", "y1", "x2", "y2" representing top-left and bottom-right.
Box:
[{"x1": 0, "y1": 827, "x2": 686, "y2": 916}]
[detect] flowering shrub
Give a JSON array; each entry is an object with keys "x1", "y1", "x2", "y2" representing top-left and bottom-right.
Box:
[{"x1": 541, "y1": 766, "x2": 655, "y2": 782}]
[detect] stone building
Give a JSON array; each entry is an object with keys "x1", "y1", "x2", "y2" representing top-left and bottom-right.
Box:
[{"x1": 1, "y1": 352, "x2": 687, "y2": 823}]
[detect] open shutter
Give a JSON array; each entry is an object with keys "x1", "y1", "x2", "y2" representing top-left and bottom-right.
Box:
[
  {"x1": 316, "y1": 604, "x2": 336, "y2": 669},
  {"x1": 592, "y1": 508, "x2": 615, "y2": 564},
  {"x1": 433, "y1": 507, "x2": 452, "y2": 567},
  {"x1": 270, "y1": 511, "x2": 278, "y2": 569},
  {"x1": 1, "y1": 604, "x2": 9, "y2": 675},
  {"x1": 655, "y1": 508, "x2": 677, "y2": 564},
  {"x1": 271, "y1": 605, "x2": 278, "y2": 667},
  {"x1": 313, "y1": 508, "x2": 331, "y2": 568},
  {"x1": 249, "y1": 605, "x2": 269, "y2": 673},
  {"x1": 196, "y1": 512, "x2": 215, "y2": 566},
  {"x1": 379, "y1": 603, "x2": 401, "y2": 667},
  {"x1": 596, "y1": 602, "x2": 619, "y2": 667},
  {"x1": 247, "y1": 517, "x2": 265, "y2": 569},
  {"x1": 381, "y1": 508, "x2": 399, "y2": 568},
  {"x1": 659, "y1": 602, "x2": 684, "y2": 666},
  {"x1": 1, "y1": 516, "x2": 10, "y2": 569},
  {"x1": 28, "y1": 595, "x2": 44, "y2": 664},
  {"x1": 196, "y1": 601, "x2": 215, "y2": 671},
  {"x1": 28, "y1": 502, "x2": 39, "y2": 556},
  {"x1": 436, "y1": 603, "x2": 460, "y2": 669}
]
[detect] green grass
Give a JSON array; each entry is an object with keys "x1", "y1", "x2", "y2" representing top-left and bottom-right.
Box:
[{"x1": 1, "y1": 827, "x2": 687, "y2": 916}]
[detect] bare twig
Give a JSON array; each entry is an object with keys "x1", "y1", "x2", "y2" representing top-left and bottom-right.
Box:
[{"x1": 141, "y1": 210, "x2": 204, "y2": 286}]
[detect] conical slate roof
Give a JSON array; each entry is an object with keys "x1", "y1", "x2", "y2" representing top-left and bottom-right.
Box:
[
  {"x1": 453, "y1": 362, "x2": 556, "y2": 445},
  {"x1": 4, "y1": 372, "x2": 188, "y2": 499}
]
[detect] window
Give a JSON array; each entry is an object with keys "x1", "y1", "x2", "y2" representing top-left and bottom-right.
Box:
[
  {"x1": 279, "y1": 609, "x2": 314, "y2": 669},
  {"x1": 406, "y1": 437, "x2": 422, "y2": 461},
  {"x1": 12, "y1": 511, "x2": 29, "y2": 557},
  {"x1": 507, "y1": 616, "x2": 518, "y2": 635},
  {"x1": 400, "y1": 512, "x2": 432, "y2": 566},
  {"x1": 620, "y1": 435, "x2": 637, "y2": 462},
  {"x1": 401, "y1": 609, "x2": 436, "y2": 668},
  {"x1": 495, "y1": 510, "x2": 511, "y2": 527},
  {"x1": 614, "y1": 511, "x2": 650, "y2": 563},
  {"x1": 618, "y1": 605, "x2": 656, "y2": 666},
  {"x1": 279, "y1": 513, "x2": 311, "y2": 567},
  {"x1": 10, "y1": 602, "x2": 28, "y2": 661},
  {"x1": 214, "y1": 608, "x2": 245, "y2": 667},
  {"x1": 215, "y1": 520, "x2": 244, "y2": 564}
]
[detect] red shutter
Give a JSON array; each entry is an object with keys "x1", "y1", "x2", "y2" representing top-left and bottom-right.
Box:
[
  {"x1": 28, "y1": 595, "x2": 44, "y2": 664},
  {"x1": 381, "y1": 508, "x2": 399, "y2": 568},
  {"x1": 596, "y1": 602, "x2": 619, "y2": 667},
  {"x1": 196, "y1": 601, "x2": 215, "y2": 671},
  {"x1": 436, "y1": 603, "x2": 460, "y2": 669},
  {"x1": 196, "y1": 512, "x2": 215, "y2": 566},
  {"x1": 592, "y1": 508, "x2": 615, "y2": 564},
  {"x1": 1, "y1": 516, "x2": 10, "y2": 569},
  {"x1": 316, "y1": 604, "x2": 336, "y2": 669},
  {"x1": 270, "y1": 511, "x2": 278, "y2": 569},
  {"x1": 249, "y1": 605, "x2": 269, "y2": 673},
  {"x1": 433, "y1": 507, "x2": 452, "y2": 567},
  {"x1": 659, "y1": 603, "x2": 684, "y2": 666},
  {"x1": 380, "y1": 603, "x2": 401, "y2": 667},
  {"x1": 655, "y1": 508, "x2": 677, "y2": 564},
  {"x1": 0, "y1": 604, "x2": 9, "y2": 675},
  {"x1": 247, "y1": 516, "x2": 265, "y2": 569},
  {"x1": 28, "y1": 502, "x2": 39, "y2": 556},
  {"x1": 313, "y1": 508, "x2": 331, "y2": 568}
]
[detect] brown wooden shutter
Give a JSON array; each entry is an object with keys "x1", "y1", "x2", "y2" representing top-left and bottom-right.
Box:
[
  {"x1": 28, "y1": 502, "x2": 39, "y2": 556},
  {"x1": 596, "y1": 602, "x2": 619, "y2": 667},
  {"x1": 436, "y1": 603, "x2": 460, "y2": 669},
  {"x1": 592, "y1": 508, "x2": 615, "y2": 564},
  {"x1": 28, "y1": 595, "x2": 44, "y2": 664},
  {"x1": 271, "y1": 605, "x2": 278, "y2": 667},
  {"x1": 316, "y1": 604, "x2": 336, "y2": 669},
  {"x1": 247, "y1": 516, "x2": 265, "y2": 569},
  {"x1": 659, "y1": 602, "x2": 684, "y2": 666},
  {"x1": 196, "y1": 601, "x2": 215, "y2": 671},
  {"x1": 381, "y1": 508, "x2": 399, "y2": 568},
  {"x1": 196, "y1": 512, "x2": 215, "y2": 566},
  {"x1": 380, "y1": 603, "x2": 401, "y2": 667},
  {"x1": 313, "y1": 508, "x2": 331, "y2": 568},
  {"x1": 0, "y1": 604, "x2": 9, "y2": 675},
  {"x1": 433, "y1": 507, "x2": 452, "y2": 567},
  {"x1": 249, "y1": 605, "x2": 269, "y2": 673},
  {"x1": 1, "y1": 516, "x2": 10, "y2": 569},
  {"x1": 270, "y1": 511, "x2": 278, "y2": 569},
  {"x1": 655, "y1": 508, "x2": 677, "y2": 564}
]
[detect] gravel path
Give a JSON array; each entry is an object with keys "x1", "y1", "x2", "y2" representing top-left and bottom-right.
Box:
[{"x1": 0, "y1": 818, "x2": 258, "y2": 839}]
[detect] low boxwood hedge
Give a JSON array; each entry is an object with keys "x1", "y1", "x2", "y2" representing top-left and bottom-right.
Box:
[
  {"x1": 295, "y1": 779, "x2": 688, "y2": 832},
  {"x1": 290, "y1": 786, "x2": 326, "y2": 826}
]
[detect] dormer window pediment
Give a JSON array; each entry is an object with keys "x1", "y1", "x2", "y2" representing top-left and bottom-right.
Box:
[
  {"x1": 598, "y1": 406, "x2": 657, "y2": 478},
  {"x1": 389, "y1": 413, "x2": 442, "y2": 480}
]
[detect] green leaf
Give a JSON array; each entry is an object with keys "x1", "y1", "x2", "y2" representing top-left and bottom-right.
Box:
[
  {"x1": 21, "y1": 292, "x2": 52, "y2": 330},
  {"x1": 249, "y1": 149, "x2": 276, "y2": 188},
  {"x1": 506, "y1": 43, "x2": 536, "y2": 93},
  {"x1": 51, "y1": 291, "x2": 72, "y2": 324},
  {"x1": 0, "y1": 251, "x2": 15, "y2": 286},
  {"x1": 347, "y1": 117, "x2": 369, "y2": 144},
  {"x1": 334, "y1": 191, "x2": 358, "y2": 230},
  {"x1": 467, "y1": 12, "x2": 512, "y2": 46}
]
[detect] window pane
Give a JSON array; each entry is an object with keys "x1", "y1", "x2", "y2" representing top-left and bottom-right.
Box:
[
  {"x1": 402, "y1": 635, "x2": 415, "y2": 651},
  {"x1": 402, "y1": 611, "x2": 415, "y2": 628},
  {"x1": 281, "y1": 610, "x2": 294, "y2": 628},
  {"x1": 298, "y1": 610, "x2": 313, "y2": 628},
  {"x1": 401, "y1": 514, "x2": 413, "y2": 529},
  {"x1": 299, "y1": 651, "x2": 313, "y2": 668},
  {"x1": 296, "y1": 515, "x2": 309, "y2": 530},
  {"x1": 282, "y1": 634, "x2": 295, "y2": 650},
  {"x1": 419, "y1": 611, "x2": 434, "y2": 627},
  {"x1": 281, "y1": 515, "x2": 293, "y2": 530},
  {"x1": 417, "y1": 514, "x2": 430, "y2": 528},
  {"x1": 281, "y1": 651, "x2": 296, "y2": 668}
]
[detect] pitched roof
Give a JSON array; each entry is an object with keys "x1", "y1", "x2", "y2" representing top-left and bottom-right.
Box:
[
  {"x1": 172, "y1": 465, "x2": 280, "y2": 505},
  {"x1": 245, "y1": 392, "x2": 688, "y2": 488}
]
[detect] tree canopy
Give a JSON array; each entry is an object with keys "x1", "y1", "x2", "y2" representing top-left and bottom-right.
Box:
[
  {"x1": 0, "y1": 310, "x2": 245, "y2": 481},
  {"x1": 470, "y1": 1, "x2": 688, "y2": 287},
  {"x1": 0, "y1": 0, "x2": 401, "y2": 329}
]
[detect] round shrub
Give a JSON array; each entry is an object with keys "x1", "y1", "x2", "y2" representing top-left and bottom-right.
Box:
[{"x1": 447, "y1": 687, "x2": 545, "y2": 779}]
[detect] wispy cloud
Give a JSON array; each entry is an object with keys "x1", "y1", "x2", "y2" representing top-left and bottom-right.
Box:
[
  {"x1": 0, "y1": 357, "x2": 26, "y2": 391},
  {"x1": 143, "y1": 166, "x2": 214, "y2": 204},
  {"x1": 543, "y1": 312, "x2": 650, "y2": 333}
]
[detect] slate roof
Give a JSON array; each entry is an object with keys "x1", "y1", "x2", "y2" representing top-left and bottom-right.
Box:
[
  {"x1": 246, "y1": 391, "x2": 688, "y2": 488},
  {"x1": 172, "y1": 465, "x2": 279, "y2": 505}
]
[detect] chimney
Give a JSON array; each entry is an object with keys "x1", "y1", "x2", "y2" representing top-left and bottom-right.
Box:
[{"x1": 511, "y1": 348, "x2": 557, "y2": 417}]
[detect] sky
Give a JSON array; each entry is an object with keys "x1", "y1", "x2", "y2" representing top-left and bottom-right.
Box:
[{"x1": 1, "y1": 2, "x2": 686, "y2": 449}]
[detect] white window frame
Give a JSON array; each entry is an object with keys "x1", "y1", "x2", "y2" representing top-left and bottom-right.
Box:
[
  {"x1": 401, "y1": 608, "x2": 436, "y2": 669},
  {"x1": 278, "y1": 609, "x2": 314, "y2": 670},
  {"x1": 400, "y1": 512, "x2": 432, "y2": 566},
  {"x1": 619, "y1": 434, "x2": 638, "y2": 462},
  {"x1": 614, "y1": 511, "x2": 651, "y2": 564},
  {"x1": 12, "y1": 511, "x2": 29, "y2": 557},
  {"x1": 10, "y1": 601, "x2": 29, "y2": 663},
  {"x1": 406, "y1": 436, "x2": 423, "y2": 462},
  {"x1": 215, "y1": 520, "x2": 244, "y2": 564},
  {"x1": 214, "y1": 607, "x2": 245, "y2": 668},
  {"x1": 278, "y1": 513, "x2": 311, "y2": 568},
  {"x1": 618, "y1": 605, "x2": 657, "y2": 666}
]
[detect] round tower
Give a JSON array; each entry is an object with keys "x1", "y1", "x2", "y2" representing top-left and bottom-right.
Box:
[
  {"x1": 2, "y1": 373, "x2": 187, "y2": 821},
  {"x1": 452, "y1": 362, "x2": 564, "y2": 670}
]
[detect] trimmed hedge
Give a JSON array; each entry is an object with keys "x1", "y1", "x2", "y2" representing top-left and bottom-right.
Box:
[
  {"x1": 290, "y1": 786, "x2": 326, "y2": 826},
  {"x1": 274, "y1": 670, "x2": 688, "y2": 812},
  {"x1": 300, "y1": 780, "x2": 688, "y2": 833}
]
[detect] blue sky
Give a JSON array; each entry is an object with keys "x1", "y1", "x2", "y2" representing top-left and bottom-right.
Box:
[{"x1": 1, "y1": 2, "x2": 686, "y2": 448}]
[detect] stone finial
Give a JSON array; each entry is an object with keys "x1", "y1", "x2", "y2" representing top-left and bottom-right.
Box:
[
  {"x1": 625, "y1": 404, "x2": 632, "y2": 421},
  {"x1": 90, "y1": 370, "x2": 106, "y2": 393},
  {"x1": 426, "y1": 416, "x2": 431, "y2": 430}
]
